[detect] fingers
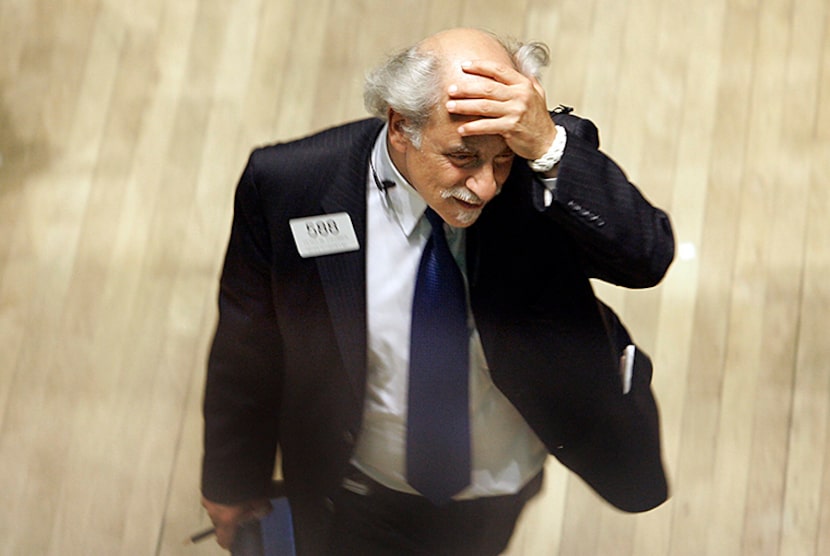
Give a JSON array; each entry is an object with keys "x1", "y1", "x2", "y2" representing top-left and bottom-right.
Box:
[
  {"x1": 447, "y1": 92, "x2": 530, "y2": 120},
  {"x1": 447, "y1": 79, "x2": 509, "y2": 103},
  {"x1": 248, "y1": 499, "x2": 273, "y2": 520},
  {"x1": 445, "y1": 58, "x2": 555, "y2": 159},
  {"x1": 446, "y1": 83, "x2": 533, "y2": 134},
  {"x1": 445, "y1": 59, "x2": 543, "y2": 126},
  {"x1": 443, "y1": 59, "x2": 555, "y2": 160},
  {"x1": 453, "y1": 111, "x2": 519, "y2": 138},
  {"x1": 458, "y1": 59, "x2": 525, "y2": 86},
  {"x1": 214, "y1": 522, "x2": 237, "y2": 550},
  {"x1": 203, "y1": 502, "x2": 241, "y2": 549},
  {"x1": 202, "y1": 497, "x2": 272, "y2": 550},
  {"x1": 445, "y1": 61, "x2": 524, "y2": 103}
]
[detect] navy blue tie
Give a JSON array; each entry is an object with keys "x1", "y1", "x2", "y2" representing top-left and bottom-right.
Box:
[{"x1": 406, "y1": 208, "x2": 471, "y2": 505}]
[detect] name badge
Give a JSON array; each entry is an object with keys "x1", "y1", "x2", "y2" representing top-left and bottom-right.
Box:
[{"x1": 289, "y1": 212, "x2": 360, "y2": 258}]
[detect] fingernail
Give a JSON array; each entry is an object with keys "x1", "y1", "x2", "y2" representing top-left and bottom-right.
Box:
[
  {"x1": 448, "y1": 84, "x2": 458, "y2": 94},
  {"x1": 461, "y1": 60, "x2": 472, "y2": 68},
  {"x1": 447, "y1": 100, "x2": 456, "y2": 110}
]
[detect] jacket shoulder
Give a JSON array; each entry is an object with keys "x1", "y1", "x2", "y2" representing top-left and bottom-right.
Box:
[
  {"x1": 552, "y1": 107, "x2": 600, "y2": 148},
  {"x1": 250, "y1": 118, "x2": 383, "y2": 170},
  {"x1": 238, "y1": 118, "x2": 383, "y2": 203}
]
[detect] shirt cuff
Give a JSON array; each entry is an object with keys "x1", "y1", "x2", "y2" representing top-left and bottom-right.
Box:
[{"x1": 540, "y1": 176, "x2": 558, "y2": 207}]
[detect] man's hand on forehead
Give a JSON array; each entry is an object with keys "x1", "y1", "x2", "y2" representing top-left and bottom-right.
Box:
[{"x1": 444, "y1": 59, "x2": 557, "y2": 162}]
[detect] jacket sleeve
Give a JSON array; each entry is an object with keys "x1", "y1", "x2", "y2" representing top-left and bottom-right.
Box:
[
  {"x1": 535, "y1": 112, "x2": 675, "y2": 289},
  {"x1": 201, "y1": 152, "x2": 283, "y2": 504},
  {"x1": 553, "y1": 301, "x2": 669, "y2": 512}
]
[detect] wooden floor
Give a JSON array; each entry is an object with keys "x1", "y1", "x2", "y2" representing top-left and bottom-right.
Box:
[{"x1": 1, "y1": 0, "x2": 828, "y2": 554}]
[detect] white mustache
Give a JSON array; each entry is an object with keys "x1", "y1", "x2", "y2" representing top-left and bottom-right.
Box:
[{"x1": 441, "y1": 187, "x2": 484, "y2": 205}]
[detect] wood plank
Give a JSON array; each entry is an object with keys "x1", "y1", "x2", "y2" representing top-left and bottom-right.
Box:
[
  {"x1": 812, "y1": 13, "x2": 830, "y2": 556},
  {"x1": 460, "y1": 0, "x2": 529, "y2": 38},
  {"x1": 503, "y1": 458, "x2": 569, "y2": 555},
  {"x1": 0, "y1": 1, "x2": 129, "y2": 553},
  {"x1": 269, "y1": 0, "x2": 332, "y2": 139},
  {"x1": 667, "y1": 0, "x2": 761, "y2": 553},
  {"x1": 779, "y1": 5, "x2": 830, "y2": 555},
  {"x1": 545, "y1": 0, "x2": 597, "y2": 110},
  {"x1": 110, "y1": 0, "x2": 234, "y2": 552},
  {"x1": 2, "y1": 1, "x2": 830, "y2": 554},
  {"x1": 707, "y1": 2, "x2": 791, "y2": 554}
]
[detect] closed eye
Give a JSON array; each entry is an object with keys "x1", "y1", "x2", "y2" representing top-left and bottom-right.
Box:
[{"x1": 448, "y1": 153, "x2": 477, "y2": 166}]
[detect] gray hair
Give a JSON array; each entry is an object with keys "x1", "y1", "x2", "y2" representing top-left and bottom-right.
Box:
[{"x1": 363, "y1": 33, "x2": 550, "y2": 147}]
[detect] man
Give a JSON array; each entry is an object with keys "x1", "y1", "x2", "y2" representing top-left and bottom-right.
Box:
[{"x1": 202, "y1": 28, "x2": 674, "y2": 555}]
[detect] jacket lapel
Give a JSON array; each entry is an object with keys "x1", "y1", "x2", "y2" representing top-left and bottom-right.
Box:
[{"x1": 314, "y1": 120, "x2": 383, "y2": 403}]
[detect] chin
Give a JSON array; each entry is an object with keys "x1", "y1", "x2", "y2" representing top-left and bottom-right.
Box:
[{"x1": 451, "y1": 208, "x2": 482, "y2": 227}]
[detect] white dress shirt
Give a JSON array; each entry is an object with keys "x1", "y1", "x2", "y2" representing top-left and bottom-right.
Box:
[{"x1": 351, "y1": 126, "x2": 548, "y2": 499}]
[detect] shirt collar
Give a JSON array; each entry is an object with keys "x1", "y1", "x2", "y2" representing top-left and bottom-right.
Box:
[{"x1": 370, "y1": 125, "x2": 427, "y2": 238}]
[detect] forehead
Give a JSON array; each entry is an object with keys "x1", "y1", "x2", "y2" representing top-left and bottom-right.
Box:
[
  {"x1": 422, "y1": 29, "x2": 514, "y2": 72},
  {"x1": 454, "y1": 135, "x2": 511, "y2": 154}
]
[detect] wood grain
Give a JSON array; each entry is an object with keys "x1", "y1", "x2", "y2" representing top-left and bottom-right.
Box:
[{"x1": 1, "y1": 1, "x2": 828, "y2": 554}]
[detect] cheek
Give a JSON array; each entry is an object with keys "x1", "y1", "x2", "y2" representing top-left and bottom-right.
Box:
[
  {"x1": 431, "y1": 162, "x2": 468, "y2": 191},
  {"x1": 495, "y1": 162, "x2": 514, "y2": 183}
]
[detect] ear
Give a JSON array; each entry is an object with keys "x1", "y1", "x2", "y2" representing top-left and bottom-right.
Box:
[{"x1": 387, "y1": 109, "x2": 412, "y2": 154}]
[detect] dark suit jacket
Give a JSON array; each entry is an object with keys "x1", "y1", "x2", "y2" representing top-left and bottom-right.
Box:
[{"x1": 202, "y1": 112, "x2": 675, "y2": 554}]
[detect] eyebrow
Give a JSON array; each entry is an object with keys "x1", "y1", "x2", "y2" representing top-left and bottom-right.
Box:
[
  {"x1": 446, "y1": 144, "x2": 475, "y2": 155},
  {"x1": 445, "y1": 139, "x2": 515, "y2": 157}
]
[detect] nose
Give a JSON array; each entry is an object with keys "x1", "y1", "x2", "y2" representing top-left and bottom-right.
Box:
[{"x1": 465, "y1": 164, "x2": 499, "y2": 202}]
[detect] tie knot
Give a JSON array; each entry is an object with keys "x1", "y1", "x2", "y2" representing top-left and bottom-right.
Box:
[{"x1": 424, "y1": 207, "x2": 445, "y2": 232}]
